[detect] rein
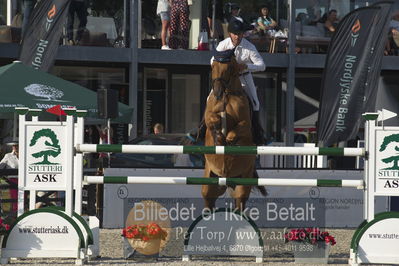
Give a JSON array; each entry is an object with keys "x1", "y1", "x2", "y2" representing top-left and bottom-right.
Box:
[
  {"x1": 211, "y1": 71, "x2": 244, "y2": 97},
  {"x1": 211, "y1": 77, "x2": 229, "y2": 97}
]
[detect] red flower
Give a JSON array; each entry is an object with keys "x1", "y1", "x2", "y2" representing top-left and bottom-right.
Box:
[
  {"x1": 121, "y1": 222, "x2": 167, "y2": 241},
  {"x1": 0, "y1": 215, "x2": 13, "y2": 236},
  {"x1": 325, "y1": 235, "x2": 336, "y2": 245},
  {"x1": 284, "y1": 227, "x2": 336, "y2": 246}
]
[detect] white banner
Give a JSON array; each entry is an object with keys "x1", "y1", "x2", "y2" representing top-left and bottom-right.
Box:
[
  {"x1": 375, "y1": 129, "x2": 399, "y2": 195},
  {"x1": 24, "y1": 124, "x2": 67, "y2": 190}
]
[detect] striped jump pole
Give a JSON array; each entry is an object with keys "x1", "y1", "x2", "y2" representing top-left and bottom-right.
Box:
[
  {"x1": 84, "y1": 176, "x2": 364, "y2": 189},
  {"x1": 76, "y1": 144, "x2": 365, "y2": 157}
]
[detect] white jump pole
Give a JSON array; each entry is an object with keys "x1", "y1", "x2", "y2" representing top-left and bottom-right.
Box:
[{"x1": 76, "y1": 144, "x2": 365, "y2": 157}]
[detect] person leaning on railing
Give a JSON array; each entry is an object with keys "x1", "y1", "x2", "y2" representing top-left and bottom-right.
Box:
[
  {"x1": 319, "y1": 9, "x2": 339, "y2": 37},
  {"x1": 256, "y1": 5, "x2": 277, "y2": 36}
]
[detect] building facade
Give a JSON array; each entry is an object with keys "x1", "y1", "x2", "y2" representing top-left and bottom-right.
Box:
[{"x1": 0, "y1": 0, "x2": 398, "y2": 145}]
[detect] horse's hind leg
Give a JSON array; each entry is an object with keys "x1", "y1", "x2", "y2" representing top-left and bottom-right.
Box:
[
  {"x1": 233, "y1": 185, "x2": 251, "y2": 211},
  {"x1": 202, "y1": 185, "x2": 221, "y2": 210}
]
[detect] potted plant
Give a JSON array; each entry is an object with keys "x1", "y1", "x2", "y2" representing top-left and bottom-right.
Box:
[
  {"x1": 122, "y1": 222, "x2": 168, "y2": 256},
  {"x1": 284, "y1": 227, "x2": 336, "y2": 264}
]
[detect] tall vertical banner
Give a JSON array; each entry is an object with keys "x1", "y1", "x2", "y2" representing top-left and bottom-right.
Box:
[
  {"x1": 317, "y1": 2, "x2": 393, "y2": 147},
  {"x1": 19, "y1": 0, "x2": 71, "y2": 72}
]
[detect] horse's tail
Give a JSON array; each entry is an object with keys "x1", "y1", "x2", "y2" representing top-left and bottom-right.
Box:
[{"x1": 254, "y1": 170, "x2": 267, "y2": 197}]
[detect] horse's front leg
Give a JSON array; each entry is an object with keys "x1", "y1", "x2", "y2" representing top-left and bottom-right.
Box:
[
  {"x1": 226, "y1": 120, "x2": 251, "y2": 145},
  {"x1": 207, "y1": 113, "x2": 226, "y2": 145},
  {"x1": 202, "y1": 185, "x2": 220, "y2": 210},
  {"x1": 212, "y1": 129, "x2": 226, "y2": 146}
]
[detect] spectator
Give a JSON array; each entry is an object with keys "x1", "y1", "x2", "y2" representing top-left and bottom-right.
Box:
[
  {"x1": 296, "y1": 12, "x2": 309, "y2": 24},
  {"x1": 153, "y1": 123, "x2": 164, "y2": 134},
  {"x1": 229, "y1": 3, "x2": 243, "y2": 24},
  {"x1": 0, "y1": 141, "x2": 19, "y2": 169},
  {"x1": 257, "y1": 5, "x2": 277, "y2": 35},
  {"x1": 0, "y1": 140, "x2": 18, "y2": 213},
  {"x1": 207, "y1": 0, "x2": 224, "y2": 42},
  {"x1": 306, "y1": 0, "x2": 322, "y2": 25},
  {"x1": 84, "y1": 126, "x2": 99, "y2": 168},
  {"x1": 386, "y1": 11, "x2": 399, "y2": 56},
  {"x1": 319, "y1": 9, "x2": 339, "y2": 36},
  {"x1": 228, "y1": 4, "x2": 255, "y2": 37},
  {"x1": 96, "y1": 125, "x2": 113, "y2": 168},
  {"x1": 169, "y1": 0, "x2": 190, "y2": 49},
  {"x1": 21, "y1": 0, "x2": 37, "y2": 36},
  {"x1": 96, "y1": 125, "x2": 113, "y2": 144},
  {"x1": 156, "y1": 0, "x2": 171, "y2": 50},
  {"x1": 390, "y1": 11, "x2": 399, "y2": 32},
  {"x1": 66, "y1": 0, "x2": 88, "y2": 45}
]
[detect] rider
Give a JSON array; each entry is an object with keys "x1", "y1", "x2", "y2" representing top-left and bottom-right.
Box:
[
  {"x1": 199, "y1": 20, "x2": 266, "y2": 144},
  {"x1": 216, "y1": 19, "x2": 266, "y2": 112}
]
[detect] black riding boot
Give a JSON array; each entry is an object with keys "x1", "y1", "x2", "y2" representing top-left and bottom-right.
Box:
[{"x1": 252, "y1": 111, "x2": 266, "y2": 145}]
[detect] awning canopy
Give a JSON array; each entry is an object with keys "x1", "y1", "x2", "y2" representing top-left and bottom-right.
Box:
[{"x1": 0, "y1": 61, "x2": 133, "y2": 123}]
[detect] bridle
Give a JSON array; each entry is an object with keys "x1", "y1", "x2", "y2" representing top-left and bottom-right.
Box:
[
  {"x1": 211, "y1": 63, "x2": 232, "y2": 100},
  {"x1": 211, "y1": 77, "x2": 230, "y2": 92}
]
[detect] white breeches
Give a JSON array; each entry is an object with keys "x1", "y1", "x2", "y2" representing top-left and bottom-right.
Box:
[{"x1": 240, "y1": 73, "x2": 259, "y2": 111}]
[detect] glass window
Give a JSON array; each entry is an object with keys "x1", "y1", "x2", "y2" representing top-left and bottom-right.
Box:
[
  {"x1": 281, "y1": 72, "x2": 321, "y2": 143},
  {"x1": 51, "y1": 65, "x2": 128, "y2": 146},
  {"x1": 170, "y1": 74, "x2": 200, "y2": 133},
  {"x1": 238, "y1": 1, "x2": 287, "y2": 53},
  {"x1": 141, "y1": 68, "x2": 168, "y2": 135},
  {"x1": 0, "y1": 0, "x2": 127, "y2": 46},
  {"x1": 140, "y1": 0, "x2": 202, "y2": 50},
  {"x1": 254, "y1": 72, "x2": 278, "y2": 142},
  {"x1": 67, "y1": 0, "x2": 126, "y2": 47},
  {"x1": 138, "y1": 69, "x2": 202, "y2": 136},
  {"x1": 288, "y1": 0, "x2": 399, "y2": 54},
  {"x1": 0, "y1": 0, "x2": 7, "y2": 25},
  {"x1": 278, "y1": 72, "x2": 322, "y2": 143},
  {"x1": 139, "y1": 0, "x2": 291, "y2": 50},
  {"x1": 51, "y1": 65, "x2": 126, "y2": 92}
]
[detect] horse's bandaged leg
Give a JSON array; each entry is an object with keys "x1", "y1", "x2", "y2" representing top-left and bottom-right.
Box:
[{"x1": 220, "y1": 111, "x2": 227, "y2": 135}]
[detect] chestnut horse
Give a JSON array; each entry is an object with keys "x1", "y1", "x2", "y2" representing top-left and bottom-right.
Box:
[{"x1": 201, "y1": 55, "x2": 266, "y2": 211}]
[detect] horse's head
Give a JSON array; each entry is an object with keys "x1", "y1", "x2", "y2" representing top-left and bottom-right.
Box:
[{"x1": 211, "y1": 51, "x2": 240, "y2": 100}]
